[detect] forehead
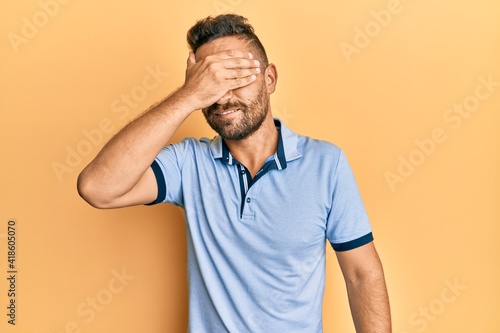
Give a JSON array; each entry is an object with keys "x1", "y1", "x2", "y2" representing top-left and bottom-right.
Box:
[{"x1": 195, "y1": 36, "x2": 252, "y2": 62}]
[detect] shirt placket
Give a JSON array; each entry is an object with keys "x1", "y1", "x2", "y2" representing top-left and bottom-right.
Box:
[{"x1": 238, "y1": 163, "x2": 253, "y2": 218}]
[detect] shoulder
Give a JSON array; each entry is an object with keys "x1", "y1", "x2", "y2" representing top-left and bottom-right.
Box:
[
  {"x1": 296, "y1": 133, "x2": 344, "y2": 162},
  {"x1": 300, "y1": 135, "x2": 342, "y2": 153},
  {"x1": 164, "y1": 136, "x2": 216, "y2": 152},
  {"x1": 156, "y1": 136, "x2": 218, "y2": 166},
  {"x1": 279, "y1": 120, "x2": 344, "y2": 165}
]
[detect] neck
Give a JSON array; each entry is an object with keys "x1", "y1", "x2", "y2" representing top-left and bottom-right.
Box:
[{"x1": 224, "y1": 113, "x2": 278, "y2": 177}]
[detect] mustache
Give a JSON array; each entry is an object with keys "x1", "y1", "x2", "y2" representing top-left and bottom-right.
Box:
[{"x1": 205, "y1": 101, "x2": 247, "y2": 115}]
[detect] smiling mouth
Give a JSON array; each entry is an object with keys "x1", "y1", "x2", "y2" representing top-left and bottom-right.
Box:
[{"x1": 215, "y1": 109, "x2": 240, "y2": 116}]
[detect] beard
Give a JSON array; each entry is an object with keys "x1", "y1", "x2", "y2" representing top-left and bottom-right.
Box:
[{"x1": 202, "y1": 85, "x2": 269, "y2": 141}]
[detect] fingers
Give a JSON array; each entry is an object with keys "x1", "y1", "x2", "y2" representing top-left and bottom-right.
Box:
[
  {"x1": 228, "y1": 74, "x2": 258, "y2": 90},
  {"x1": 182, "y1": 49, "x2": 262, "y2": 109},
  {"x1": 203, "y1": 50, "x2": 260, "y2": 70},
  {"x1": 225, "y1": 67, "x2": 261, "y2": 80},
  {"x1": 217, "y1": 49, "x2": 254, "y2": 60},
  {"x1": 200, "y1": 50, "x2": 261, "y2": 88},
  {"x1": 222, "y1": 56, "x2": 261, "y2": 89},
  {"x1": 222, "y1": 58, "x2": 261, "y2": 71},
  {"x1": 216, "y1": 55, "x2": 261, "y2": 89}
]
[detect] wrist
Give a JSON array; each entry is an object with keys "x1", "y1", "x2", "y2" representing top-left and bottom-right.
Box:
[
  {"x1": 151, "y1": 87, "x2": 198, "y2": 119},
  {"x1": 171, "y1": 86, "x2": 204, "y2": 114}
]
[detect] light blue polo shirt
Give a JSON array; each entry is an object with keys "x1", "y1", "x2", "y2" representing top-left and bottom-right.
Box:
[{"x1": 149, "y1": 119, "x2": 373, "y2": 332}]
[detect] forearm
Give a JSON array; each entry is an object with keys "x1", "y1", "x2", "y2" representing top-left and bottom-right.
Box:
[
  {"x1": 77, "y1": 50, "x2": 260, "y2": 208},
  {"x1": 77, "y1": 89, "x2": 194, "y2": 206},
  {"x1": 346, "y1": 269, "x2": 391, "y2": 333}
]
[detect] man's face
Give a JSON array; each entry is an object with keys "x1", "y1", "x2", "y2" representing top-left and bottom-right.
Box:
[{"x1": 196, "y1": 36, "x2": 271, "y2": 141}]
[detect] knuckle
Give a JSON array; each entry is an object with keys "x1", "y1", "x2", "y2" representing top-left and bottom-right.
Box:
[
  {"x1": 233, "y1": 78, "x2": 243, "y2": 87},
  {"x1": 207, "y1": 61, "x2": 217, "y2": 69},
  {"x1": 227, "y1": 58, "x2": 241, "y2": 68},
  {"x1": 205, "y1": 54, "x2": 216, "y2": 61},
  {"x1": 208, "y1": 62, "x2": 220, "y2": 73},
  {"x1": 214, "y1": 70, "x2": 225, "y2": 81}
]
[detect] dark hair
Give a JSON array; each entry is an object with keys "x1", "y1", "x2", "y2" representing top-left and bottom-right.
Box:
[{"x1": 187, "y1": 14, "x2": 269, "y2": 67}]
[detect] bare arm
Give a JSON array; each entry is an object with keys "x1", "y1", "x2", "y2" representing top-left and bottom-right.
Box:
[
  {"x1": 77, "y1": 50, "x2": 261, "y2": 208},
  {"x1": 336, "y1": 242, "x2": 392, "y2": 333}
]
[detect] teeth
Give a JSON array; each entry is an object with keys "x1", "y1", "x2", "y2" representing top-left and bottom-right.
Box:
[{"x1": 219, "y1": 109, "x2": 237, "y2": 115}]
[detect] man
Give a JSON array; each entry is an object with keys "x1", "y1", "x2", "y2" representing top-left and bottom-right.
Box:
[{"x1": 78, "y1": 14, "x2": 391, "y2": 333}]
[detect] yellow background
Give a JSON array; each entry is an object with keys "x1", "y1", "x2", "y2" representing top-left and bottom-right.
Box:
[{"x1": 1, "y1": 0, "x2": 499, "y2": 332}]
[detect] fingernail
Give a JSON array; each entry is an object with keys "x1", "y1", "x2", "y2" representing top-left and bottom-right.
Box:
[
  {"x1": 248, "y1": 52, "x2": 253, "y2": 59},
  {"x1": 254, "y1": 60, "x2": 260, "y2": 67},
  {"x1": 256, "y1": 67, "x2": 261, "y2": 73}
]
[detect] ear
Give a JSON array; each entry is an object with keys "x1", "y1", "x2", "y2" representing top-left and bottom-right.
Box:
[{"x1": 264, "y1": 63, "x2": 278, "y2": 94}]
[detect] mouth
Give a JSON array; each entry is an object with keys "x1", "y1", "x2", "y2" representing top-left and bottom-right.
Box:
[{"x1": 215, "y1": 108, "x2": 240, "y2": 116}]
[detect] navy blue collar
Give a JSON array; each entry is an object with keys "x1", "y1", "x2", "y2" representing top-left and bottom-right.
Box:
[{"x1": 210, "y1": 118, "x2": 301, "y2": 170}]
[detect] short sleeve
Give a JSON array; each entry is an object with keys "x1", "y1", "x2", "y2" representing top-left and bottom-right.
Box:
[
  {"x1": 326, "y1": 150, "x2": 373, "y2": 251},
  {"x1": 146, "y1": 139, "x2": 192, "y2": 207}
]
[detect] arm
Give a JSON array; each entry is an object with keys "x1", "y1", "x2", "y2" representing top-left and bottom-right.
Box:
[
  {"x1": 336, "y1": 242, "x2": 392, "y2": 333},
  {"x1": 77, "y1": 50, "x2": 261, "y2": 208}
]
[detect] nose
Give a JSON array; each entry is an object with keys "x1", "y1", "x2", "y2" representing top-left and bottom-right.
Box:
[{"x1": 216, "y1": 90, "x2": 233, "y2": 105}]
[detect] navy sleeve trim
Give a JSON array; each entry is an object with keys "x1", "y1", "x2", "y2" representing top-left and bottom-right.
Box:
[
  {"x1": 145, "y1": 160, "x2": 166, "y2": 206},
  {"x1": 331, "y1": 232, "x2": 374, "y2": 252}
]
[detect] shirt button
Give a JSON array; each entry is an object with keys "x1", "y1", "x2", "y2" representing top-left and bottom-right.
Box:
[
  {"x1": 246, "y1": 198, "x2": 251, "y2": 203},
  {"x1": 240, "y1": 170, "x2": 246, "y2": 175}
]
